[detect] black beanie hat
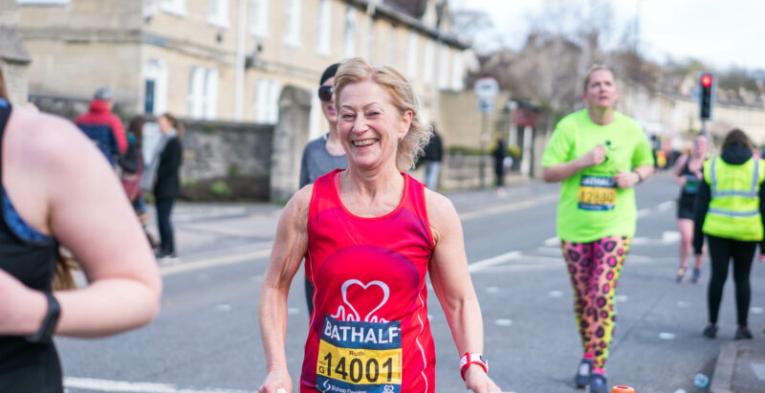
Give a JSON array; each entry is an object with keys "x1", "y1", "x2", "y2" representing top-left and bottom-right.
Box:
[{"x1": 319, "y1": 63, "x2": 340, "y2": 86}]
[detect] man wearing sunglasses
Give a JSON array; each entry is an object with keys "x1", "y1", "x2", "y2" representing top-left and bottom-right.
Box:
[{"x1": 299, "y1": 63, "x2": 348, "y2": 315}]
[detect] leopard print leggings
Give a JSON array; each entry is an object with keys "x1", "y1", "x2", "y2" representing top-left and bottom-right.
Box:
[{"x1": 561, "y1": 236, "x2": 630, "y2": 370}]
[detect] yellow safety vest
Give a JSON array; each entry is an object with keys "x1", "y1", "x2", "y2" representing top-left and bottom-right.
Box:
[{"x1": 702, "y1": 157, "x2": 765, "y2": 241}]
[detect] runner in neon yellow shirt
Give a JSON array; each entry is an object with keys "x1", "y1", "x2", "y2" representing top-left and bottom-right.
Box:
[{"x1": 541, "y1": 65, "x2": 654, "y2": 393}]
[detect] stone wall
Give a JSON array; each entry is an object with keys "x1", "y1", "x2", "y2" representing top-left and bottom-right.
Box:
[{"x1": 180, "y1": 119, "x2": 274, "y2": 201}]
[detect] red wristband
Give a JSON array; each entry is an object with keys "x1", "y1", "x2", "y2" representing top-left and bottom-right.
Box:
[{"x1": 459, "y1": 352, "x2": 488, "y2": 380}]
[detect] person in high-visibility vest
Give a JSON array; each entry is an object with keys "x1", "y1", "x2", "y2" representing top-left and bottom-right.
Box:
[{"x1": 693, "y1": 128, "x2": 765, "y2": 340}]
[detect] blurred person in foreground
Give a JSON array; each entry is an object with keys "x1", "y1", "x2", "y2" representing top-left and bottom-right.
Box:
[
  {"x1": 0, "y1": 68, "x2": 161, "y2": 392},
  {"x1": 541, "y1": 64, "x2": 654, "y2": 393},
  {"x1": 259, "y1": 58, "x2": 501, "y2": 393},
  {"x1": 694, "y1": 129, "x2": 765, "y2": 340}
]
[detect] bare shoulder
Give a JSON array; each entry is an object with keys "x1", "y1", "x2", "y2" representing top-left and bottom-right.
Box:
[
  {"x1": 281, "y1": 184, "x2": 314, "y2": 228},
  {"x1": 8, "y1": 107, "x2": 96, "y2": 165},
  {"x1": 424, "y1": 188, "x2": 459, "y2": 230}
]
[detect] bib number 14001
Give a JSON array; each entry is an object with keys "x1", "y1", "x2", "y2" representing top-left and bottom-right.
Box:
[{"x1": 322, "y1": 352, "x2": 394, "y2": 383}]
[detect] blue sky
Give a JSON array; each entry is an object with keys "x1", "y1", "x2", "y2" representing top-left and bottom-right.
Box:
[{"x1": 451, "y1": 0, "x2": 765, "y2": 71}]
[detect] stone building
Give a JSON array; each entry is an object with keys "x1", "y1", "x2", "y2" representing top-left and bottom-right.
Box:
[{"x1": 0, "y1": 2, "x2": 31, "y2": 104}]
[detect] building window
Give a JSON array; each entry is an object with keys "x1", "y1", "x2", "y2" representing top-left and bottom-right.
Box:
[
  {"x1": 438, "y1": 44, "x2": 450, "y2": 89},
  {"x1": 250, "y1": 0, "x2": 269, "y2": 37},
  {"x1": 16, "y1": 0, "x2": 69, "y2": 4},
  {"x1": 161, "y1": 0, "x2": 186, "y2": 15},
  {"x1": 209, "y1": 0, "x2": 229, "y2": 28},
  {"x1": 188, "y1": 66, "x2": 218, "y2": 119},
  {"x1": 255, "y1": 79, "x2": 280, "y2": 124},
  {"x1": 284, "y1": 0, "x2": 302, "y2": 47},
  {"x1": 387, "y1": 26, "x2": 397, "y2": 66},
  {"x1": 361, "y1": 18, "x2": 373, "y2": 62},
  {"x1": 406, "y1": 32, "x2": 418, "y2": 79},
  {"x1": 343, "y1": 6, "x2": 357, "y2": 58},
  {"x1": 451, "y1": 52, "x2": 464, "y2": 91},
  {"x1": 144, "y1": 59, "x2": 168, "y2": 115},
  {"x1": 316, "y1": 0, "x2": 331, "y2": 55},
  {"x1": 423, "y1": 40, "x2": 434, "y2": 84}
]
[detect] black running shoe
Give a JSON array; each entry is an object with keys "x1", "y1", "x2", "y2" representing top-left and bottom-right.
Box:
[
  {"x1": 735, "y1": 327, "x2": 753, "y2": 340},
  {"x1": 574, "y1": 358, "x2": 592, "y2": 389},
  {"x1": 703, "y1": 325, "x2": 718, "y2": 339},
  {"x1": 588, "y1": 373, "x2": 608, "y2": 393}
]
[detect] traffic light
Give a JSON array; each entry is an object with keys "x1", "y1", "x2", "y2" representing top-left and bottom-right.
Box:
[{"x1": 699, "y1": 73, "x2": 714, "y2": 120}]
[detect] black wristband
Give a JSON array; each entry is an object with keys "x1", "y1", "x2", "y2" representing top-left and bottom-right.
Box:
[{"x1": 26, "y1": 291, "x2": 60, "y2": 343}]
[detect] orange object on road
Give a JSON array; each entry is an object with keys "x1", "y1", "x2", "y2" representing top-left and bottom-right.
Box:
[{"x1": 612, "y1": 386, "x2": 635, "y2": 393}]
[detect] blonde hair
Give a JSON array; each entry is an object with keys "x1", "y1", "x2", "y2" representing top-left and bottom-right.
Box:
[
  {"x1": 334, "y1": 58, "x2": 431, "y2": 171},
  {"x1": 0, "y1": 66, "x2": 8, "y2": 101},
  {"x1": 582, "y1": 64, "x2": 615, "y2": 92}
]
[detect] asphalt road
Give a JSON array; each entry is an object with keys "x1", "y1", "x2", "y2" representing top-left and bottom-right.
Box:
[{"x1": 58, "y1": 173, "x2": 765, "y2": 393}]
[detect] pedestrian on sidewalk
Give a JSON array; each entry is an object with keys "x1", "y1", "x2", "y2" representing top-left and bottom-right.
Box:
[
  {"x1": 693, "y1": 128, "x2": 765, "y2": 340},
  {"x1": 492, "y1": 135, "x2": 507, "y2": 196},
  {"x1": 672, "y1": 136, "x2": 709, "y2": 283},
  {"x1": 422, "y1": 124, "x2": 443, "y2": 190},
  {"x1": 74, "y1": 86, "x2": 127, "y2": 167},
  {"x1": 151, "y1": 113, "x2": 184, "y2": 261},
  {"x1": 259, "y1": 58, "x2": 501, "y2": 393},
  {"x1": 541, "y1": 64, "x2": 654, "y2": 393},
  {"x1": 299, "y1": 62, "x2": 348, "y2": 315},
  {"x1": 0, "y1": 68, "x2": 161, "y2": 392}
]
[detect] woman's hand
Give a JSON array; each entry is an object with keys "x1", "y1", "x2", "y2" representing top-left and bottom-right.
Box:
[
  {"x1": 614, "y1": 171, "x2": 640, "y2": 189},
  {"x1": 578, "y1": 145, "x2": 607, "y2": 168},
  {"x1": 258, "y1": 369, "x2": 292, "y2": 393},
  {"x1": 0, "y1": 268, "x2": 46, "y2": 335},
  {"x1": 463, "y1": 366, "x2": 502, "y2": 393}
]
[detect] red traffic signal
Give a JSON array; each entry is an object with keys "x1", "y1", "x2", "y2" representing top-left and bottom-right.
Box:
[{"x1": 701, "y1": 73, "x2": 713, "y2": 88}]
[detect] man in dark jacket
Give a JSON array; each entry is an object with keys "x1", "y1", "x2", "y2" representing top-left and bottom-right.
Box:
[
  {"x1": 422, "y1": 127, "x2": 443, "y2": 189},
  {"x1": 75, "y1": 87, "x2": 127, "y2": 166}
]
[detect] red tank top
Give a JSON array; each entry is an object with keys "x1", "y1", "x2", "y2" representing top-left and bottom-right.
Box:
[{"x1": 300, "y1": 169, "x2": 436, "y2": 393}]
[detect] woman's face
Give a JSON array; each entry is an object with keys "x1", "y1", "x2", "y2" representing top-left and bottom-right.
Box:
[
  {"x1": 694, "y1": 136, "x2": 709, "y2": 156},
  {"x1": 158, "y1": 116, "x2": 172, "y2": 134},
  {"x1": 583, "y1": 69, "x2": 618, "y2": 110},
  {"x1": 337, "y1": 80, "x2": 412, "y2": 171},
  {"x1": 320, "y1": 76, "x2": 337, "y2": 124}
]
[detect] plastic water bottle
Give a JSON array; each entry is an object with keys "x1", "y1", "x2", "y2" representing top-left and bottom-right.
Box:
[
  {"x1": 612, "y1": 386, "x2": 636, "y2": 393},
  {"x1": 693, "y1": 373, "x2": 710, "y2": 388}
]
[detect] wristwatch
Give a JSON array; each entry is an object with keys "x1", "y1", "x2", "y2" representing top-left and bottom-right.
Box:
[
  {"x1": 26, "y1": 291, "x2": 61, "y2": 343},
  {"x1": 460, "y1": 352, "x2": 489, "y2": 380}
]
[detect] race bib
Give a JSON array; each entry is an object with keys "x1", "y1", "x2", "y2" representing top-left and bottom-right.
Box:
[
  {"x1": 683, "y1": 174, "x2": 700, "y2": 194},
  {"x1": 578, "y1": 175, "x2": 616, "y2": 211},
  {"x1": 316, "y1": 316, "x2": 402, "y2": 393}
]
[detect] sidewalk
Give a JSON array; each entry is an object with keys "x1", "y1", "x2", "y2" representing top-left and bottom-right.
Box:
[{"x1": 712, "y1": 339, "x2": 765, "y2": 393}]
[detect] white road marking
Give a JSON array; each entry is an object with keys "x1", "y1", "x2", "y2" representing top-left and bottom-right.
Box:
[
  {"x1": 615, "y1": 295, "x2": 628, "y2": 303},
  {"x1": 677, "y1": 301, "x2": 690, "y2": 308},
  {"x1": 64, "y1": 377, "x2": 254, "y2": 393},
  {"x1": 543, "y1": 236, "x2": 560, "y2": 247},
  {"x1": 214, "y1": 304, "x2": 232, "y2": 312},
  {"x1": 536, "y1": 246, "x2": 563, "y2": 255},
  {"x1": 460, "y1": 194, "x2": 558, "y2": 221},
  {"x1": 659, "y1": 332, "x2": 676, "y2": 340},
  {"x1": 751, "y1": 363, "x2": 765, "y2": 381},
  {"x1": 494, "y1": 319, "x2": 512, "y2": 326},
  {"x1": 468, "y1": 251, "x2": 522, "y2": 273},
  {"x1": 751, "y1": 306, "x2": 763, "y2": 314},
  {"x1": 657, "y1": 200, "x2": 675, "y2": 211},
  {"x1": 636, "y1": 208, "x2": 652, "y2": 218},
  {"x1": 485, "y1": 286, "x2": 500, "y2": 294},
  {"x1": 548, "y1": 290, "x2": 563, "y2": 298},
  {"x1": 287, "y1": 307, "x2": 300, "y2": 315}
]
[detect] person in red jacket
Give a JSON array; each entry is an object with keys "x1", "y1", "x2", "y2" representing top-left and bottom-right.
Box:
[{"x1": 75, "y1": 87, "x2": 127, "y2": 166}]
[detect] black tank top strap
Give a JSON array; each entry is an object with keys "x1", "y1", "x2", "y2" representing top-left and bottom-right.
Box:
[{"x1": 0, "y1": 99, "x2": 11, "y2": 180}]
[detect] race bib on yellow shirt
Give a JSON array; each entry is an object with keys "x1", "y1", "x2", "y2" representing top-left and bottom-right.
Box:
[
  {"x1": 316, "y1": 316, "x2": 402, "y2": 393},
  {"x1": 578, "y1": 175, "x2": 616, "y2": 211}
]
